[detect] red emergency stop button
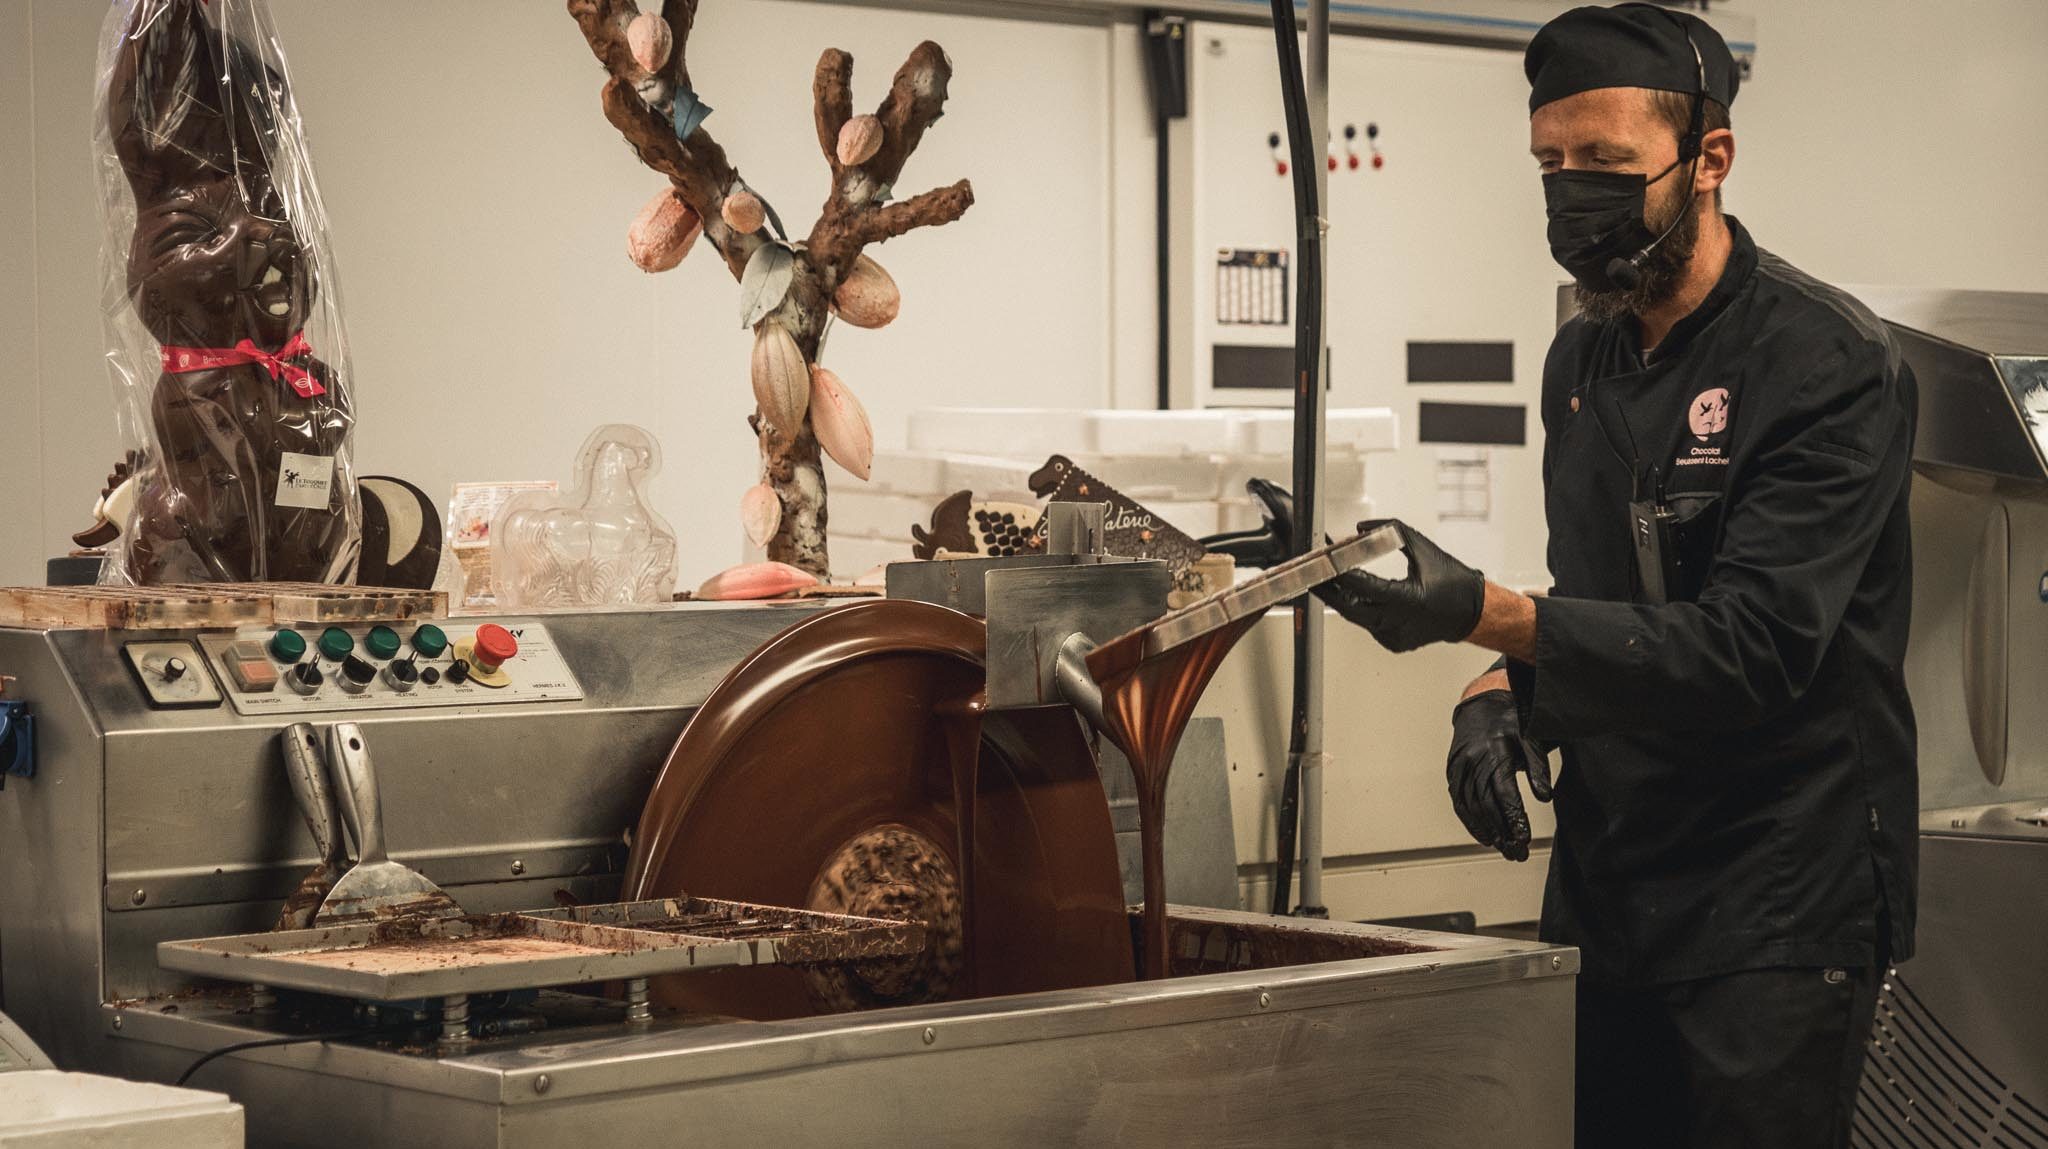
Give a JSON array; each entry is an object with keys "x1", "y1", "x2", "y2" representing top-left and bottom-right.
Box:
[{"x1": 471, "y1": 624, "x2": 518, "y2": 673}]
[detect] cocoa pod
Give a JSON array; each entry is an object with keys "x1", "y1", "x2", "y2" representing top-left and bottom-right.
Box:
[
  {"x1": 836, "y1": 115, "x2": 884, "y2": 166},
  {"x1": 809, "y1": 365, "x2": 874, "y2": 481},
  {"x1": 832, "y1": 254, "x2": 900, "y2": 329},
  {"x1": 626, "y1": 187, "x2": 701, "y2": 272},
  {"x1": 749, "y1": 323, "x2": 810, "y2": 432}
]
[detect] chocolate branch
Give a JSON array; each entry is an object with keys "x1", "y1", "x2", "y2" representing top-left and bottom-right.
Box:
[{"x1": 567, "y1": 0, "x2": 973, "y2": 578}]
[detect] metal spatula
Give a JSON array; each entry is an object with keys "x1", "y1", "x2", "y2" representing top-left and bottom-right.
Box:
[
  {"x1": 275, "y1": 722, "x2": 349, "y2": 930},
  {"x1": 315, "y1": 721, "x2": 461, "y2": 924}
]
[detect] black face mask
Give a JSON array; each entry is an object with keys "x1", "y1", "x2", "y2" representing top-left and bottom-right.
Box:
[{"x1": 1542, "y1": 158, "x2": 1683, "y2": 293}]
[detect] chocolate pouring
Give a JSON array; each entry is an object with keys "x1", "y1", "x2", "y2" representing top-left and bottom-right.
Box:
[{"x1": 1077, "y1": 526, "x2": 1404, "y2": 979}]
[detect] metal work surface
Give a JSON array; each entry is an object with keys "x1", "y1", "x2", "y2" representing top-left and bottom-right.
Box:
[
  {"x1": 159, "y1": 899, "x2": 923, "y2": 1002},
  {"x1": 107, "y1": 910, "x2": 1577, "y2": 1149},
  {"x1": 0, "y1": 604, "x2": 823, "y2": 1067}
]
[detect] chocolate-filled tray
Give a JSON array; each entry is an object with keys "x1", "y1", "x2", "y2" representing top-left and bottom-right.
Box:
[
  {"x1": 157, "y1": 898, "x2": 924, "y2": 1003},
  {"x1": 1110, "y1": 526, "x2": 1401, "y2": 666}
]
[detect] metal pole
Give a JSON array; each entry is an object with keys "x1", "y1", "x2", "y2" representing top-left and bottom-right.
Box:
[{"x1": 1295, "y1": 0, "x2": 1332, "y2": 917}]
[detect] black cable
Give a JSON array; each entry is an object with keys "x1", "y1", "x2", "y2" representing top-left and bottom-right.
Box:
[
  {"x1": 1156, "y1": 111, "x2": 1172, "y2": 410},
  {"x1": 175, "y1": 1026, "x2": 378, "y2": 1087},
  {"x1": 1265, "y1": 0, "x2": 1324, "y2": 917}
]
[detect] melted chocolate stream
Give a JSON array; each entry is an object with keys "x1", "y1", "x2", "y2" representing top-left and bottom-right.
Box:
[
  {"x1": 936, "y1": 689, "x2": 987, "y2": 995},
  {"x1": 1086, "y1": 614, "x2": 1265, "y2": 979}
]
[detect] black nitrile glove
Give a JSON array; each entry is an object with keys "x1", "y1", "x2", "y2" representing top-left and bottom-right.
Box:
[
  {"x1": 1315, "y1": 519, "x2": 1485, "y2": 652},
  {"x1": 1199, "y1": 477, "x2": 1306, "y2": 570},
  {"x1": 1448, "y1": 689, "x2": 1553, "y2": 862}
]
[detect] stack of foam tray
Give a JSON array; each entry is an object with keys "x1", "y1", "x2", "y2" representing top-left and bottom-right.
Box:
[{"x1": 815, "y1": 407, "x2": 1398, "y2": 580}]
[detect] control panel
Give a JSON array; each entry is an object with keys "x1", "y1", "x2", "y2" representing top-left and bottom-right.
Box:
[{"x1": 198, "y1": 619, "x2": 584, "y2": 716}]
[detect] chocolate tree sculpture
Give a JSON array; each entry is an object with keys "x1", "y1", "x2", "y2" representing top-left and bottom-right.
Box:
[
  {"x1": 97, "y1": 0, "x2": 361, "y2": 585},
  {"x1": 568, "y1": 0, "x2": 973, "y2": 578}
]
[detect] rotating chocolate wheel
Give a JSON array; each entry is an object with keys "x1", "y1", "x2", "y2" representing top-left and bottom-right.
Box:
[{"x1": 623, "y1": 599, "x2": 1134, "y2": 1020}]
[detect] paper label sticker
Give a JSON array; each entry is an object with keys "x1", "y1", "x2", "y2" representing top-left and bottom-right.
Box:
[{"x1": 275, "y1": 452, "x2": 336, "y2": 510}]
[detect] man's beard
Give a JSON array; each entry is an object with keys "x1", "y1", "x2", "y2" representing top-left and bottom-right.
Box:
[{"x1": 1573, "y1": 182, "x2": 1701, "y2": 324}]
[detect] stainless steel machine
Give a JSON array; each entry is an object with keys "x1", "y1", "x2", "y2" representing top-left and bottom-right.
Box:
[
  {"x1": 0, "y1": 558, "x2": 1577, "y2": 1147},
  {"x1": 1854, "y1": 289, "x2": 2048, "y2": 1145}
]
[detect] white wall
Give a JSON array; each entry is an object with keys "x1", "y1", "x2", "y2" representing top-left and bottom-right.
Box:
[
  {"x1": 0, "y1": 0, "x2": 1126, "y2": 589},
  {"x1": 1726, "y1": 0, "x2": 2048, "y2": 293}
]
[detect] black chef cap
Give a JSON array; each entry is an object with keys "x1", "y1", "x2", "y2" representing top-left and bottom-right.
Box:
[{"x1": 1525, "y1": 3, "x2": 1739, "y2": 114}]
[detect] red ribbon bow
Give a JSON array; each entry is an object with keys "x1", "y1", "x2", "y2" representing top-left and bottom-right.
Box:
[{"x1": 159, "y1": 331, "x2": 325, "y2": 398}]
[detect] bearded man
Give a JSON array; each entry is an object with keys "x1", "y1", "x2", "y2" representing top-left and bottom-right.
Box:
[{"x1": 1231, "y1": 5, "x2": 1919, "y2": 1145}]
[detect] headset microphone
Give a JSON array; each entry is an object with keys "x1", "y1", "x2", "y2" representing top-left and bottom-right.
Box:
[
  {"x1": 1606, "y1": 254, "x2": 1645, "y2": 292},
  {"x1": 1606, "y1": 201, "x2": 1688, "y2": 291},
  {"x1": 1605, "y1": 17, "x2": 1708, "y2": 295}
]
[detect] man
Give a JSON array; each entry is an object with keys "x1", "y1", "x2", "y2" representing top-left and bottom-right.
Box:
[{"x1": 1227, "y1": 6, "x2": 1917, "y2": 1145}]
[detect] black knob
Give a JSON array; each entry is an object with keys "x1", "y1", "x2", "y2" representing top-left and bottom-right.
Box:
[
  {"x1": 342, "y1": 655, "x2": 376, "y2": 686},
  {"x1": 420, "y1": 666, "x2": 441, "y2": 686},
  {"x1": 446, "y1": 660, "x2": 471, "y2": 685},
  {"x1": 287, "y1": 662, "x2": 323, "y2": 696},
  {"x1": 162, "y1": 657, "x2": 187, "y2": 681}
]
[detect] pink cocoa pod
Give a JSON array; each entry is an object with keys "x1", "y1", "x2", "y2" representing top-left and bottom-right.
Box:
[
  {"x1": 627, "y1": 13, "x2": 672, "y2": 73},
  {"x1": 721, "y1": 189, "x2": 766, "y2": 234},
  {"x1": 831, "y1": 254, "x2": 900, "y2": 329},
  {"x1": 836, "y1": 115, "x2": 884, "y2": 166},
  {"x1": 749, "y1": 323, "x2": 810, "y2": 432},
  {"x1": 695, "y1": 560, "x2": 819, "y2": 600},
  {"x1": 809, "y1": 365, "x2": 874, "y2": 481},
  {"x1": 626, "y1": 187, "x2": 701, "y2": 272},
  {"x1": 741, "y1": 482, "x2": 781, "y2": 548}
]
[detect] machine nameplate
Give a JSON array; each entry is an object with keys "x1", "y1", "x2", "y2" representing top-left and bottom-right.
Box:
[{"x1": 199, "y1": 620, "x2": 584, "y2": 716}]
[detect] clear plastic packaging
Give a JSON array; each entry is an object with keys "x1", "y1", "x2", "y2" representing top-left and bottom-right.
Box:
[
  {"x1": 491, "y1": 425, "x2": 679, "y2": 610},
  {"x1": 92, "y1": 0, "x2": 361, "y2": 585}
]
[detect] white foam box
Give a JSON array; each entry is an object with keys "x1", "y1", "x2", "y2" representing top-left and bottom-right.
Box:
[
  {"x1": 1067, "y1": 453, "x2": 1231, "y2": 500},
  {"x1": 907, "y1": 409, "x2": 1096, "y2": 459},
  {"x1": 1148, "y1": 499, "x2": 1224, "y2": 538},
  {"x1": 1212, "y1": 452, "x2": 1368, "y2": 503},
  {"x1": 1241, "y1": 407, "x2": 1400, "y2": 455},
  {"x1": 0, "y1": 1071, "x2": 243, "y2": 1148},
  {"x1": 1087, "y1": 410, "x2": 1249, "y2": 456},
  {"x1": 936, "y1": 454, "x2": 1043, "y2": 502},
  {"x1": 866, "y1": 449, "x2": 947, "y2": 496},
  {"x1": 831, "y1": 534, "x2": 917, "y2": 582},
  {"x1": 1216, "y1": 495, "x2": 1375, "y2": 535},
  {"x1": 828, "y1": 490, "x2": 935, "y2": 540}
]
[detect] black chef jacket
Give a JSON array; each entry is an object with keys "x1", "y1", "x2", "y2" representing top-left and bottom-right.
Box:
[{"x1": 1506, "y1": 217, "x2": 1918, "y2": 985}]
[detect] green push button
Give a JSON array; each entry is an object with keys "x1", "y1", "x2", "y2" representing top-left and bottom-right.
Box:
[
  {"x1": 365, "y1": 625, "x2": 401, "y2": 661},
  {"x1": 269, "y1": 628, "x2": 307, "y2": 663},
  {"x1": 411, "y1": 624, "x2": 448, "y2": 659},
  {"x1": 318, "y1": 627, "x2": 354, "y2": 661}
]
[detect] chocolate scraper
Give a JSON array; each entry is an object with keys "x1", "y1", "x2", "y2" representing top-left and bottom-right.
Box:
[
  {"x1": 274, "y1": 722, "x2": 348, "y2": 931},
  {"x1": 315, "y1": 722, "x2": 461, "y2": 924}
]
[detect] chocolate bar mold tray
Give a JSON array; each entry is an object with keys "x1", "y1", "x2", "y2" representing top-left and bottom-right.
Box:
[
  {"x1": 157, "y1": 898, "x2": 925, "y2": 1002},
  {"x1": 0, "y1": 582, "x2": 444, "y2": 630},
  {"x1": 1129, "y1": 526, "x2": 1400, "y2": 660}
]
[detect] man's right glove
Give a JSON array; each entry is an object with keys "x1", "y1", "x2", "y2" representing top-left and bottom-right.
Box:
[
  {"x1": 1315, "y1": 519, "x2": 1486, "y2": 653},
  {"x1": 1448, "y1": 689, "x2": 1552, "y2": 862}
]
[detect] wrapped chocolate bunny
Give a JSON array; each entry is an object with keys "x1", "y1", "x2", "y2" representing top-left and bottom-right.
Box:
[{"x1": 88, "y1": 0, "x2": 360, "y2": 584}]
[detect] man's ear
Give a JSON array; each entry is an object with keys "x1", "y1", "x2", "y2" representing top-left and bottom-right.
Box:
[
  {"x1": 1693, "y1": 127, "x2": 1734, "y2": 198},
  {"x1": 108, "y1": 0, "x2": 230, "y2": 195}
]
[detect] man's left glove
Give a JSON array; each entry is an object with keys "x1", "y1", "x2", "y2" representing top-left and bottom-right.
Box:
[
  {"x1": 1447, "y1": 689, "x2": 1552, "y2": 862},
  {"x1": 1317, "y1": 519, "x2": 1485, "y2": 653}
]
